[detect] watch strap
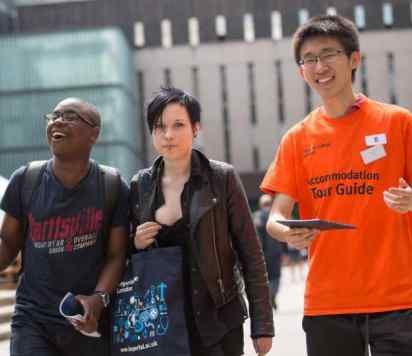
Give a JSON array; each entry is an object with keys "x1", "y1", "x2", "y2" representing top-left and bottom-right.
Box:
[{"x1": 93, "y1": 291, "x2": 110, "y2": 308}]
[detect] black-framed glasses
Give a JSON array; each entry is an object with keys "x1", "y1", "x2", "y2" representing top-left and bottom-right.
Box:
[
  {"x1": 298, "y1": 49, "x2": 345, "y2": 69},
  {"x1": 44, "y1": 110, "x2": 97, "y2": 128}
]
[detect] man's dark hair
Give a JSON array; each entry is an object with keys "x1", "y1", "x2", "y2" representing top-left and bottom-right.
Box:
[
  {"x1": 292, "y1": 15, "x2": 360, "y2": 81},
  {"x1": 147, "y1": 87, "x2": 201, "y2": 133}
]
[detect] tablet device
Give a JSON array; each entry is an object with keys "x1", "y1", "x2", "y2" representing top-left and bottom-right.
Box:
[{"x1": 276, "y1": 219, "x2": 356, "y2": 230}]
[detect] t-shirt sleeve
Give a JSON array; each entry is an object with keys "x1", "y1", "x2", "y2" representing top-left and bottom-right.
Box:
[
  {"x1": 110, "y1": 176, "x2": 130, "y2": 234},
  {"x1": 260, "y1": 130, "x2": 299, "y2": 202},
  {"x1": 0, "y1": 166, "x2": 26, "y2": 221}
]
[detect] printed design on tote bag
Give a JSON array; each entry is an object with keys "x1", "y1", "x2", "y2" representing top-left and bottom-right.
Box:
[{"x1": 112, "y1": 282, "x2": 169, "y2": 345}]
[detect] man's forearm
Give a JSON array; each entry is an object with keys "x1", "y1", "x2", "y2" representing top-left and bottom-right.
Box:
[
  {"x1": 0, "y1": 237, "x2": 20, "y2": 271},
  {"x1": 94, "y1": 252, "x2": 126, "y2": 294},
  {"x1": 266, "y1": 192, "x2": 295, "y2": 242},
  {"x1": 266, "y1": 212, "x2": 290, "y2": 242}
]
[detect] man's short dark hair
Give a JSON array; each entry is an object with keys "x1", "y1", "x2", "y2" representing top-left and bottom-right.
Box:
[
  {"x1": 292, "y1": 15, "x2": 360, "y2": 81},
  {"x1": 147, "y1": 87, "x2": 201, "y2": 133}
]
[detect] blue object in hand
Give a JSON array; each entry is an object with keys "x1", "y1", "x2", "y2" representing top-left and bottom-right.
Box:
[{"x1": 59, "y1": 292, "x2": 84, "y2": 317}]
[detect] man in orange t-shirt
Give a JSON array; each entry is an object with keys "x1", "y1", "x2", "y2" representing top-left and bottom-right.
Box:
[{"x1": 261, "y1": 15, "x2": 412, "y2": 356}]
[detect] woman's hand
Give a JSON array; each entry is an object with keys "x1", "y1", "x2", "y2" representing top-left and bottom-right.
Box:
[
  {"x1": 134, "y1": 221, "x2": 162, "y2": 250},
  {"x1": 253, "y1": 336, "x2": 272, "y2": 355}
]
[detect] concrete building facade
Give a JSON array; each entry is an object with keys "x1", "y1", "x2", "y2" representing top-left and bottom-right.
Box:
[
  {"x1": 2, "y1": 0, "x2": 412, "y2": 199},
  {"x1": 135, "y1": 28, "x2": 412, "y2": 197}
]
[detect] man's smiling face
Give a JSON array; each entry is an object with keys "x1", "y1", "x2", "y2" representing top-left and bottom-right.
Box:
[
  {"x1": 298, "y1": 36, "x2": 360, "y2": 101},
  {"x1": 46, "y1": 98, "x2": 100, "y2": 159}
]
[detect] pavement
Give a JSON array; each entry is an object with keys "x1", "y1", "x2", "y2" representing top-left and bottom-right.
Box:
[
  {"x1": 243, "y1": 265, "x2": 307, "y2": 356},
  {"x1": 0, "y1": 265, "x2": 307, "y2": 355}
]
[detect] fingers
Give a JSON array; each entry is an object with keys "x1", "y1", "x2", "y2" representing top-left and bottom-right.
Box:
[
  {"x1": 70, "y1": 313, "x2": 97, "y2": 333},
  {"x1": 69, "y1": 317, "x2": 86, "y2": 333},
  {"x1": 68, "y1": 295, "x2": 100, "y2": 334},
  {"x1": 138, "y1": 221, "x2": 162, "y2": 230},
  {"x1": 285, "y1": 228, "x2": 319, "y2": 250},
  {"x1": 383, "y1": 188, "x2": 412, "y2": 214},
  {"x1": 253, "y1": 337, "x2": 272, "y2": 355},
  {"x1": 69, "y1": 318, "x2": 79, "y2": 329},
  {"x1": 386, "y1": 187, "x2": 412, "y2": 197},
  {"x1": 384, "y1": 190, "x2": 410, "y2": 204},
  {"x1": 134, "y1": 222, "x2": 162, "y2": 249},
  {"x1": 383, "y1": 194, "x2": 409, "y2": 213}
]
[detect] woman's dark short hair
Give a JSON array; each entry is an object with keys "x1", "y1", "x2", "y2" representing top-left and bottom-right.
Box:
[
  {"x1": 292, "y1": 15, "x2": 360, "y2": 81},
  {"x1": 147, "y1": 87, "x2": 201, "y2": 133}
]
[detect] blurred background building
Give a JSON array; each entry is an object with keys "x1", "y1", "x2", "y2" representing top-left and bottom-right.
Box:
[
  {"x1": 1, "y1": 0, "x2": 412, "y2": 201},
  {"x1": 0, "y1": 0, "x2": 16, "y2": 33},
  {"x1": 0, "y1": 28, "x2": 140, "y2": 179}
]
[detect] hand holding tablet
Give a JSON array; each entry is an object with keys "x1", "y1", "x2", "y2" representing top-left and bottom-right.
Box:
[{"x1": 276, "y1": 218, "x2": 356, "y2": 231}]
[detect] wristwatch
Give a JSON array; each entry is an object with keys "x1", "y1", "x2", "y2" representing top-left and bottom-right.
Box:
[{"x1": 93, "y1": 291, "x2": 110, "y2": 308}]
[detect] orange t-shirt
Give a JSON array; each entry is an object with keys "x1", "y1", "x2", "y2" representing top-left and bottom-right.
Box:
[{"x1": 261, "y1": 97, "x2": 412, "y2": 316}]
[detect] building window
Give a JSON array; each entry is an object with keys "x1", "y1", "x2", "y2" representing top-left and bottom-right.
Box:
[
  {"x1": 387, "y1": 52, "x2": 397, "y2": 104},
  {"x1": 161, "y1": 19, "x2": 173, "y2": 48},
  {"x1": 271, "y1": 11, "x2": 283, "y2": 40},
  {"x1": 275, "y1": 60, "x2": 285, "y2": 124},
  {"x1": 164, "y1": 68, "x2": 172, "y2": 87},
  {"x1": 354, "y1": 5, "x2": 366, "y2": 30},
  {"x1": 215, "y1": 15, "x2": 227, "y2": 39},
  {"x1": 134, "y1": 21, "x2": 145, "y2": 47},
  {"x1": 243, "y1": 13, "x2": 255, "y2": 42},
  {"x1": 360, "y1": 55, "x2": 369, "y2": 96},
  {"x1": 298, "y1": 9, "x2": 309, "y2": 25},
  {"x1": 247, "y1": 62, "x2": 257, "y2": 125},
  {"x1": 326, "y1": 7, "x2": 337, "y2": 15},
  {"x1": 382, "y1": 3, "x2": 394, "y2": 27},
  {"x1": 188, "y1": 17, "x2": 200, "y2": 46},
  {"x1": 8, "y1": 16, "x2": 15, "y2": 32},
  {"x1": 219, "y1": 65, "x2": 232, "y2": 163},
  {"x1": 304, "y1": 84, "x2": 312, "y2": 114},
  {"x1": 191, "y1": 66, "x2": 199, "y2": 98},
  {"x1": 252, "y1": 146, "x2": 260, "y2": 171}
]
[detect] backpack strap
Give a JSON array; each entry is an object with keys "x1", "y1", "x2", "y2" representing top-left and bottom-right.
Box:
[
  {"x1": 99, "y1": 164, "x2": 121, "y2": 253},
  {"x1": 21, "y1": 161, "x2": 48, "y2": 236},
  {"x1": 20, "y1": 160, "x2": 48, "y2": 271}
]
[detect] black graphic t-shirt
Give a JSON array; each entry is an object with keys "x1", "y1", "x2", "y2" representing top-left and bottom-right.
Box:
[{"x1": 0, "y1": 160, "x2": 129, "y2": 326}]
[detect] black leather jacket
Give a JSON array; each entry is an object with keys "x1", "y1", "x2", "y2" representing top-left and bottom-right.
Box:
[{"x1": 130, "y1": 150, "x2": 274, "y2": 339}]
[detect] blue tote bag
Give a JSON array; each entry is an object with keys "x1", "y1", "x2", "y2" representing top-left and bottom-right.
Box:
[{"x1": 111, "y1": 246, "x2": 190, "y2": 355}]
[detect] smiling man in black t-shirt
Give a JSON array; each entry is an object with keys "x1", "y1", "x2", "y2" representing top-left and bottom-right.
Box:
[{"x1": 0, "y1": 98, "x2": 129, "y2": 356}]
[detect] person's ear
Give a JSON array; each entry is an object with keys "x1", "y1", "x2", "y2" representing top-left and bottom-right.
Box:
[
  {"x1": 193, "y1": 122, "x2": 201, "y2": 138},
  {"x1": 89, "y1": 127, "x2": 100, "y2": 145},
  {"x1": 350, "y1": 51, "x2": 361, "y2": 71},
  {"x1": 298, "y1": 66, "x2": 308, "y2": 83}
]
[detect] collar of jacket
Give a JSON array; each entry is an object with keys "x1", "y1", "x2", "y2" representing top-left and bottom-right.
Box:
[{"x1": 139, "y1": 149, "x2": 219, "y2": 230}]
